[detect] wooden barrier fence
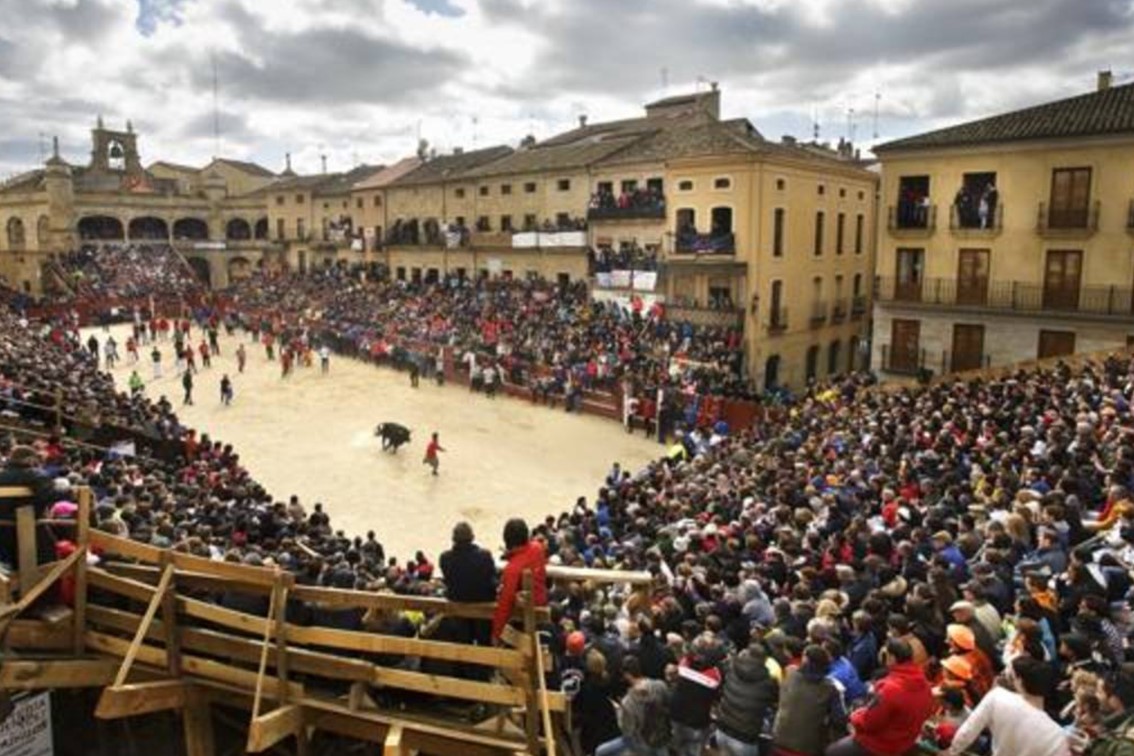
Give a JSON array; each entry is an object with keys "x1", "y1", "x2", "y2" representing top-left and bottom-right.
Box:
[{"x1": 0, "y1": 486, "x2": 652, "y2": 755}]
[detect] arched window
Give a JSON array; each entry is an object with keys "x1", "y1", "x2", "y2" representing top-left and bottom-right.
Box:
[
  {"x1": 36, "y1": 216, "x2": 50, "y2": 247},
  {"x1": 128, "y1": 217, "x2": 169, "y2": 240},
  {"x1": 6, "y1": 217, "x2": 26, "y2": 249},
  {"x1": 254, "y1": 218, "x2": 269, "y2": 240},
  {"x1": 764, "y1": 355, "x2": 781, "y2": 391},
  {"x1": 173, "y1": 218, "x2": 209, "y2": 241},
  {"x1": 226, "y1": 218, "x2": 252, "y2": 240},
  {"x1": 78, "y1": 216, "x2": 124, "y2": 240},
  {"x1": 805, "y1": 345, "x2": 820, "y2": 382},
  {"x1": 828, "y1": 340, "x2": 842, "y2": 376}
]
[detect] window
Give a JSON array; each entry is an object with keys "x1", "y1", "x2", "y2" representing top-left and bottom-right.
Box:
[
  {"x1": 555, "y1": 212, "x2": 570, "y2": 227},
  {"x1": 839, "y1": 188, "x2": 846, "y2": 198},
  {"x1": 1049, "y1": 167, "x2": 1092, "y2": 228},
  {"x1": 714, "y1": 177, "x2": 731, "y2": 190},
  {"x1": 455, "y1": 188, "x2": 466, "y2": 199},
  {"x1": 557, "y1": 272, "x2": 570, "y2": 287},
  {"x1": 1043, "y1": 249, "x2": 1083, "y2": 310},
  {"x1": 557, "y1": 178, "x2": 571, "y2": 191},
  {"x1": 853, "y1": 273, "x2": 863, "y2": 297},
  {"x1": 276, "y1": 195, "x2": 285, "y2": 206},
  {"x1": 952, "y1": 324, "x2": 986, "y2": 372},
  {"x1": 597, "y1": 181, "x2": 613, "y2": 195},
  {"x1": 896, "y1": 175, "x2": 931, "y2": 228},
  {"x1": 276, "y1": 218, "x2": 285, "y2": 240},
  {"x1": 814, "y1": 211, "x2": 825, "y2": 255},
  {"x1": 773, "y1": 209, "x2": 785, "y2": 257},
  {"x1": 396, "y1": 266, "x2": 406, "y2": 281},
  {"x1": 523, "y1": 214, "x2": 537, "y2": 230},
  {"x1": 411, "y1": 267, "x2": 422, "y2": 284},
  {"x1": 711, "y1": 207, "x2": 733, "y2": 235},
  {"x1": 501, "y1": 184, "x2": 512, "y2": 195},
  {"x1": 621, "y1": 179, "x2": 638, "y2": 193},
  {"x1": 895, "y1": 248, "x2": 925, "y2": 302},
  {"x1": 858, "y1": 190, "x2": 865, "y2": 200},
  {"x1": 295, "y1": 194, "x2": 305, "y2": 204},
  {"x1": 770, "y1": 280, "x2": 785, "y2": 328},
  {"x1": 356, "y1": 198, "x2": 363, "y2": 209},
  {"x1": 1038, "y1": 330, "x2": 1076, "y2": 359},
  {"x1": 806, "y1": 345, "x2": 820, "y2": 382},
  {"x1": 647, "y1": 177, "x2": 663, "y2": 193},
  {"x1": 479, "y1": 186, "x2": 489, "y2": 196},
  {"x1": 678, "y1": 180, "x2": 694, "y2": 191},
  {"x1": 957, "y1": 249, "x2": 991, "y2": 305},
  {"x1": 477, "y1": 216, "x2": 491, "y2": 231},
  {"x1": 818, "y1": 184, "x2": 826, "y2": 196},
  {"x1": 889, "y1": 319, "x2": 922, "y2": 373},
  {"x1": 455, "y1": 216, "x2": 466, "y2": 227},
  {"x1": 501, "y1": 215, "x2": 513, "y2": 232},
  {"x1": 776, "y1": 178, "x2": 786, "y2": 191},
  {"x1": 764, "y1": 355, "x2": 781, "y2": 390},
  {"x1": 342, "y1": 201, "x2": 347, "y2": 209},
  {"x1": 676, "y1": 208, "x2": 696, "y2": 231},
  {"x1": 373, "y1": 195, "x2": 382, "y2": 207},
  {"x1": 854, "y1": 214, "x2": 864, "y2": 254},
  {"x1": 836, "y1": 212, "x2": 845, "y2": 255},
  {"x1": 828, "y1": 340, "x2": 842, "y2": 376},
  {"x1": 297, "y1": 219, "x2": 306, "y2": 239},
  {"x1": 524, "y1": 182, "x2": 537, "y2": 194}
]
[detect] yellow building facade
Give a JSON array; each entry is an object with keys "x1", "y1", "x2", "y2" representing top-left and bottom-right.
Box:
[{"x1": 873, "y1": 77, "x2": 1134, "y2": 377}]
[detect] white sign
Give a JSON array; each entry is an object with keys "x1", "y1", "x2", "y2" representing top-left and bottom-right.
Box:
[
  {"x1": 487, "y1": 258, "x2": 503, "y2": 275},
  {"x1": 0, "y1": 692, "x2": 53, "y2": 756},
  {"x1": 192, "y1": 242, "x2": 226, "y2": 251}
]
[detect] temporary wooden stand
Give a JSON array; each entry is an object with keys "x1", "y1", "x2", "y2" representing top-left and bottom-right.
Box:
[{"x1": 0, "y1": 486, "x2": 652, "y2": 755}]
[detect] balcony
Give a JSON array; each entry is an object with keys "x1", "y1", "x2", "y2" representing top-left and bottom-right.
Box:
[
  {"x1": 809, "y1": 301, "x2": 829, "y2": 328},
  {"x1": 1036, "y1": 201, "x2": 1099, "y2": 239},
  {"x1": 880, "y1": 344, "x2": 928, "y2": 376},
  {"x1": 587, "y1": 204, "x2": 666, "y2": 221},
  {"x1": 887, "y1": 203, "x2": 936, "y2": 237},
  {"x1": 942, "y1": 350, "x2": 992, "y2": 375},
  {"x1": 850, "y1": 294, "x2": 868, "y2": 318},
  {"x1": 949, "y1": 203, "x2": 1003, "y2": 237},
  {"x1": 831, "y1": 299, "x2": 848, "y2": 322},
  {"x1": 767, "y1": 307, "x2": 789, "y2": 334},
  {"x1": 876, "y1": 276, "x2": 1134, "y2": 318},
  {"x1": 674, "y1": 231, "x2": 735, "y2": 255}
]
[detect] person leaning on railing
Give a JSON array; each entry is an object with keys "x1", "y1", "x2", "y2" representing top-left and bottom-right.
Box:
[{"x1": 0, "y1": 445, "x2": 66, "y2": 567}]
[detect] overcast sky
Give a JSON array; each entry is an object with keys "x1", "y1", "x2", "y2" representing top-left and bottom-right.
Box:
[{"x1": 1, "y1": 0, "x2": 1132, "y2": 179}]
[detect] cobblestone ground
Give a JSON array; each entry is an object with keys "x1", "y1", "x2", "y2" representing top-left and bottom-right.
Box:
[{"x1": 90, "y1": 324, "x2": 659, "y2": 561}]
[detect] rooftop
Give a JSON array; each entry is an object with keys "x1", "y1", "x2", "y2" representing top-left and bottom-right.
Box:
[{"x1": 876, "y1": 81, "x2": 1134, "y2": 152}]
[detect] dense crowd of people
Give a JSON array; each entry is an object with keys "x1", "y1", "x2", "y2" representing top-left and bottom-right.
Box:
[
  {"x1": 222, "y1": 266, "x2": 753, "y2": 404},
  {"x1": 591, "y1": 244, "x2": 660, "y2": 273},
  {"x1": 1, "y1": 265, "x2": 1133, "y2": 755},
  {"x1": 54, "y1": 243, "x2": 204, "y2": 301},
  {"x1": 589, "y1": 187, "x2": 666, "y2": 215}
]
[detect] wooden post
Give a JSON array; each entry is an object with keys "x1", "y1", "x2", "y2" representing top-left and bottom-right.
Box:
[
  {"x1": 16, "y1": 505, "x2": 37, "y2": 594},
  {"x1": 520, "y1": 572, "x2": 540, "y2": 755},
  {"x1": 182, "y1": 687, "x2": 215, "y2": 756},
  {"x1": 112, "y1": 562, "x2": 175, "y2": 687},
  {"x1": 73, "y1": 486, "x2": 91, "y2": 656},
  {"x1": 273, "y1": 581, "x2": 290, "y2": 702},
  {"x1": 250, "y1": 580, "x2": 281, "y2": 720},
  {"x1": 383, "y1": 724, "x2": 405, "y2": 756},
  {"x1": 159, "y1": 552, "x2": 180, "y2": 675}
]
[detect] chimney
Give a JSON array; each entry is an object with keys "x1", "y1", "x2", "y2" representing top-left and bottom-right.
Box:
[
  {"x1": 453, "y1": 146, "x2": 463, "y2": 155},
  {"x1": 578, "y1": 114, "x2": 588, "y2": 128},
  {"x1": 710, "y1": 81, "x2": 718, "y2": 92},
  {"x1": 1098, "y1": 70, "x2": 1113, "y2": 91},
  {"x1": 781, "y1": 135, "x2": 797, "y2": 145},
  {"x1": 320, "y1": 154, "x2": 327, "y2": 174}
]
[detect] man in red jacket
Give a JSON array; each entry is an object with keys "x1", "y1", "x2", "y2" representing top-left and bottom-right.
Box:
[
  {"x1": 491, "y1": 518, "x2": 548, "y2": 642},
  {"x1": 826, "y1": 638, "x2": 934, "y2": 756}
]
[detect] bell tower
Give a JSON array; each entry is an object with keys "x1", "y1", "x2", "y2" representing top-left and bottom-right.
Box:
[{"x1": 89, "y1": 116, "x2": 143, "y2": 175}]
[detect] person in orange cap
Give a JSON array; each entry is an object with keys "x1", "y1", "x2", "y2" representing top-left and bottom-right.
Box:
[{"x1": 945, "y1": 624, "x2": 995, "y2": 699}]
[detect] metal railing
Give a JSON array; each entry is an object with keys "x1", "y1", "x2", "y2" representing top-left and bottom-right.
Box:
[
  {"x1": 942, "y1": 350, "x2": 992, "y2": 375},
  {"x1": 674, "y1": 232, "x2": 735, "y2": 255},
  {"x1": 949, "y1": 203, "x2": 1003, "y2": 233},
  {"x1": 851, "y1": 294, "x2": 868, "y2": 317},
  {"x1": 875, "y1": 276, "x2": 1134, "y2": 316},
  {"x1": 1037, "y1": 200, "x2": 1100, "y2": 234},
  {"x1": 888, "y1": 203, "x2": 936, "y2": 232},
  {"x1": 880, "y1": 344, "x2": 927, "y2": 375},
  {"x1": 586, "y1": 205, "x2": 666, "y2": 221},
  {"x1": 767, "y1": 306, "x2": 789, "y2": 333},
  {"x1": 831, "y1": 299, "x2": 848, "y2": 322},
  {"x1": 810, "y1": 301, "x2": 829, "y2": 327}
]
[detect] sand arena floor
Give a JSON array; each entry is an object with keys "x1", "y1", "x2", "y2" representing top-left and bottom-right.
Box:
[{"x1": 89, "y1": 324, "x2": 659, "y2": 561}]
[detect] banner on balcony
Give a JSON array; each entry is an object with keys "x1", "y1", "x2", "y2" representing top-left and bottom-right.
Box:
[
  {"x1": 0, "y1": 692, "x2": 53, "y2": 756},
  {"x1": 595, "y1": 272, "x2": 613, "y2": 288},
  {"x1": 632, "y1": 272, "x2": 657, "y2": 292},
  {"x1": 610, "y1": 270, "x2": 632, "y2": 288},
  {"x1": 512, "y1": 232, "x2": 538, "y2": 249}
]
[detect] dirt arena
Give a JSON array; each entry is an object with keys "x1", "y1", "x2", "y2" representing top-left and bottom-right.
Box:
[{"x1": 90, "y1": 324, "x2": 659, "y2": 560}]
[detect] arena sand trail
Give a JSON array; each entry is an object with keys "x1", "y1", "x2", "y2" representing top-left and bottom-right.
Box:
[{"x1": 89, "y1": 324, "x2": 659, "y2": 561}]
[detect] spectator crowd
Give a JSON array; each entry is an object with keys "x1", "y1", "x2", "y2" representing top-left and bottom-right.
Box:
[{"x1": 1, "y1": 269, "x2": 1133, "y2": 755}]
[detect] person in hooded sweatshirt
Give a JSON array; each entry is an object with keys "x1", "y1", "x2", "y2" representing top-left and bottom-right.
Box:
[
  {"x1": 826, "y1": 638, "x2": 935, "y2": 756},
  {"x1": 716, "y1": 643, "x2": 779, "y2": 755},
  {"x1": 772, "y1": 644, "x2": 846, "y2": 756}
]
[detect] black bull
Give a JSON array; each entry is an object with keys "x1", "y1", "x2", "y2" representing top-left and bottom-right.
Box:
[{"x1": 375, "y1": 423, "x2": 412, "y2": 452}]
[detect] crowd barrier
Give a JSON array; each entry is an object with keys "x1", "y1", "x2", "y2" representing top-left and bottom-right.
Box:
[{"x1": 0, "y1": 486, "x2": 651, "y2": 755}]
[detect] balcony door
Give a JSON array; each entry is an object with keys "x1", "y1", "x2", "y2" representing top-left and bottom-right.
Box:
[
  {"x1": 956, "y1": 249, "x2": 990, "y2": 305},
  {"x1": 1049, "y1": 167, "x2": 1091, "y2": 228},
  {"x1": 894, "y1": 248, "x2": 924, "y2": 302},
  {"x1": 951, "y1": 324, "x2": 985, "y2": 372},
  {"x1": 890, "y1": 319, "x2": 921, "y2": 373},
  {"x1": 1043, "y1": 250, "x2": 1082, "y2": 310}
]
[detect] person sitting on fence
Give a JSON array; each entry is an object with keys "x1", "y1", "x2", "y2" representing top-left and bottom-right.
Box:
[{"x1": 492, "y1": 518, "x2": 548, "y2": 643}]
